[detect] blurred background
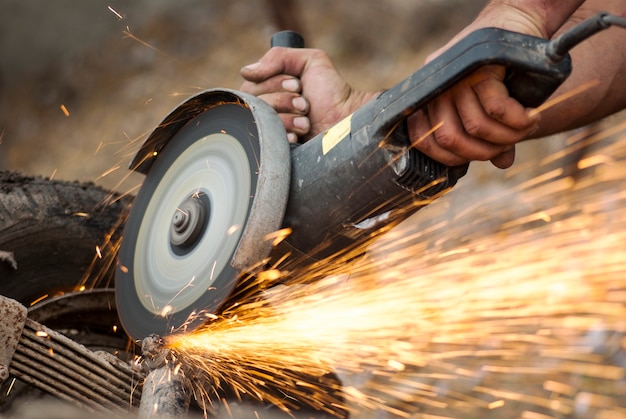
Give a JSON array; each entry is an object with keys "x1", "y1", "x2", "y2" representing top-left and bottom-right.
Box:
[
  {"x1": 1, "y1": 0, "x2": 502, "y2": 192},
  {"x1": 3, "y1": 3, "x2": 626, "y2": 418}
]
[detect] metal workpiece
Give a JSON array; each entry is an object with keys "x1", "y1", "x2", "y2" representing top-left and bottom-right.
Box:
[
  {"x1": 139, "y1": 335, "x2": 190, "y2": 418},
  {"x1": 0, "y1": 296, "x2": 27, "y2": 384}
]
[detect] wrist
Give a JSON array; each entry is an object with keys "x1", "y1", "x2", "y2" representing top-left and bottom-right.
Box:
[{"x1": 481, "y1": 0, "x2": 584, "y2": 38}]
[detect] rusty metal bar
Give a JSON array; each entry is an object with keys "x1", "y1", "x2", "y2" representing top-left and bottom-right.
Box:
[{"x1": 138, "y1": 335, "x2": 190, "y2": 418}]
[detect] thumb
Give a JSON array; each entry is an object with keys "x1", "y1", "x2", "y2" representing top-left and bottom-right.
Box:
[{"x1": 490, "y1": 147, "x2": 516, "y2": 169}]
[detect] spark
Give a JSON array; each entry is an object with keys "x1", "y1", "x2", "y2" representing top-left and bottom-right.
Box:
[
  {"x1": 528, "y1": 79, "x2": 600, "y2": 118},
  {"x1": 164, "y1": 276, "x2": 197, "y2": 312},
  {"x1": 94, "y1": 141, "x2": 104, "y2": 156},
  {"x1": 96, "y1": 165, "x2": 120, "y2": 180},
  {"x1": 122, "y1": 27, "x2": 173, "y2": 60},
  {"x1": 411, "y1": 120, "x2": 444, "y2": 147},
  {"x1": 60, "y1": 104, "x2": 70, "y2": 117},
  {"x1": 5, "y1": 378, "x2": 15, "y2": 396},
  {"x1": 227, "y1": 224, "x2": 240, "y2": 235},
  {"x1": 95, "y1": 245, "x2": 102, "y2": 259},
  {"x1": 264, "y1": 227, "x2": 292, "y2": 246},
  {"x1": 107, "y1": 5, "x2": 125, "y2": 20},
  {"x1": 30, "y1": 294, "x2": 49, "y2": 307},
  {"x1": 209, "y1": 261, "x2": 217, "y2": 281},
  {"x1": 167, "y1": 120, "x2": 626, "y2": 417},
  {"x1": 160, "y1": 305, "x2": 173, "y2": 318}
]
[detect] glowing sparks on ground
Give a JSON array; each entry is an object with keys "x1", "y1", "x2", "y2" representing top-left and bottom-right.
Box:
[{"x1": 166, "y1": 123, "x2": 626, "y2": 418}]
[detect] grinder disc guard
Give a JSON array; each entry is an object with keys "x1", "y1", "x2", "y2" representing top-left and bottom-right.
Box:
[{"x1": 116, "y1": 90, "x2": 290, "y2": 340}]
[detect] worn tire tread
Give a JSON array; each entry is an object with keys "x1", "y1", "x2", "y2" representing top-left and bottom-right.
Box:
[{"x1": 0, "y1": 171, "x2": 133, "y2": 305}]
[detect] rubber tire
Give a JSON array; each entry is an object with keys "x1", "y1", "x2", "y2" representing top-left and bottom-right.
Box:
[{"x1": 0, "y1": 171, "x2": 133, "y2": 303}]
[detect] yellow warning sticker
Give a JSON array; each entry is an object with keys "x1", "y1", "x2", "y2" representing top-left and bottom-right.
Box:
[{"x1": 322, "y1": 114, "x2": 352, "y2": 155}]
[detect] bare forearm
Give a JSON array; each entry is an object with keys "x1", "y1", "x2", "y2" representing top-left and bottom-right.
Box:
[
  {"x1": 480, "y1": 0, "x2": 585, "y2": 38},
  {"x1": 530, "y1": 0, "x2": 626, "y2": 138}
]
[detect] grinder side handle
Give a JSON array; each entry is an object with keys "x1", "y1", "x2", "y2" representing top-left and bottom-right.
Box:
[{"x1": 271, "y1": 30, "x2": 305, "y2": 48}]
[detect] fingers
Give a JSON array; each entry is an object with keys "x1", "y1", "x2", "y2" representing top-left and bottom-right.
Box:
[
  {"x1": 241, "y1": 72, "x2": 301, "y2": 96},
  {"x1": 468, "y1": 66, "x2": 540, "y2": 131},
  {"x1": 410, "y1": 104, "x2": 513, "y2": 167},
  {"x1": 240, "y1": 54, "x2": 309, "y2": 142},
  {"x1": 490, "y1": 147, "x2": 516, "y2": 169},
  {"x1": 278, "y1": 115, "x2": 311, "y2": 143},
  {"x1": 241, "y1": 47, "x2": 322, "y2": 143},
  {"x1": 409, "y1": 66, "x2": 540, "y2": 169},
  {"x1": 240, "y1": 46, "x2": 318, "y2": 82}
]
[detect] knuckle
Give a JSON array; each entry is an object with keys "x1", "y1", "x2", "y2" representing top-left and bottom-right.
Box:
[
  {"x1": 462, "y1": 117, "x2": 484, "y2": 138},
  {"x1": 433, "y1": 129, "x2": 458, "y2": 149},
  {"x1": 484, "y1": 100, "x2": 506, "y2": 120}
]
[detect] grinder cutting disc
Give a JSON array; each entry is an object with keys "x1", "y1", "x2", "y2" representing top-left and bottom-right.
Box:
[{"x1": 116, "y1": 89, "x2": 290, "y2": 340}]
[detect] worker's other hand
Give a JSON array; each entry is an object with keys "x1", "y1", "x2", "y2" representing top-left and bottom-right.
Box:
[
  {"x1": 407, "y1": 2, "x2": 551, "y2": 169},
  {"x1": 407, "y1": 65, "x2": 541, "y2": 169},
  {"x1": 241, "y1": 47, "x2": 377, "y2": 143}
]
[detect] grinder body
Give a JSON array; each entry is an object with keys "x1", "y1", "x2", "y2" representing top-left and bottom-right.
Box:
[
  {"x1": 273, "y1": 27, "x2": 571, "y2": 265},
  {"x1": 117, "y1": 26, "x2": 573, "y2": 340}
]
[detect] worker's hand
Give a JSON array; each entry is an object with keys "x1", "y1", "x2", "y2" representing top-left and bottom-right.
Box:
[
  {"x1": 407, "y1": 1, "x2": 586, "y2": 169},
  {"x1": 407, "y1": 65, "x2": 541, "y2": 169},
  {"x1": 240, "y1": 47, "x2": 377, "y2": 143}
]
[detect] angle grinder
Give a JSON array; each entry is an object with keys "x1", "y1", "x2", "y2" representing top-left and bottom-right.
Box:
[{"x1": 116, "y1": 13, "x2": 626, "y2": 340}]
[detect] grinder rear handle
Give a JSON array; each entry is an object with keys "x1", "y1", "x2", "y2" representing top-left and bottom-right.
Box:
[{"x1": 274, "y1": 12, "x2": 625, "y2": 137}]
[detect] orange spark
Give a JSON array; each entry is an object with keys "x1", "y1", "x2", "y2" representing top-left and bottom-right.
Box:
[
  {"x1": 60, "y1": 104, "x2": 70, "y2": 117},
  {"x1": 122, "y1": 27, "x2": 173, "y2": 60},
  {"x1": 528, "y1": 79, "x2": 600, "y2": 118},
  {"x1": 30, "y1": 294, "x2": 49, "y2": 307}
]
